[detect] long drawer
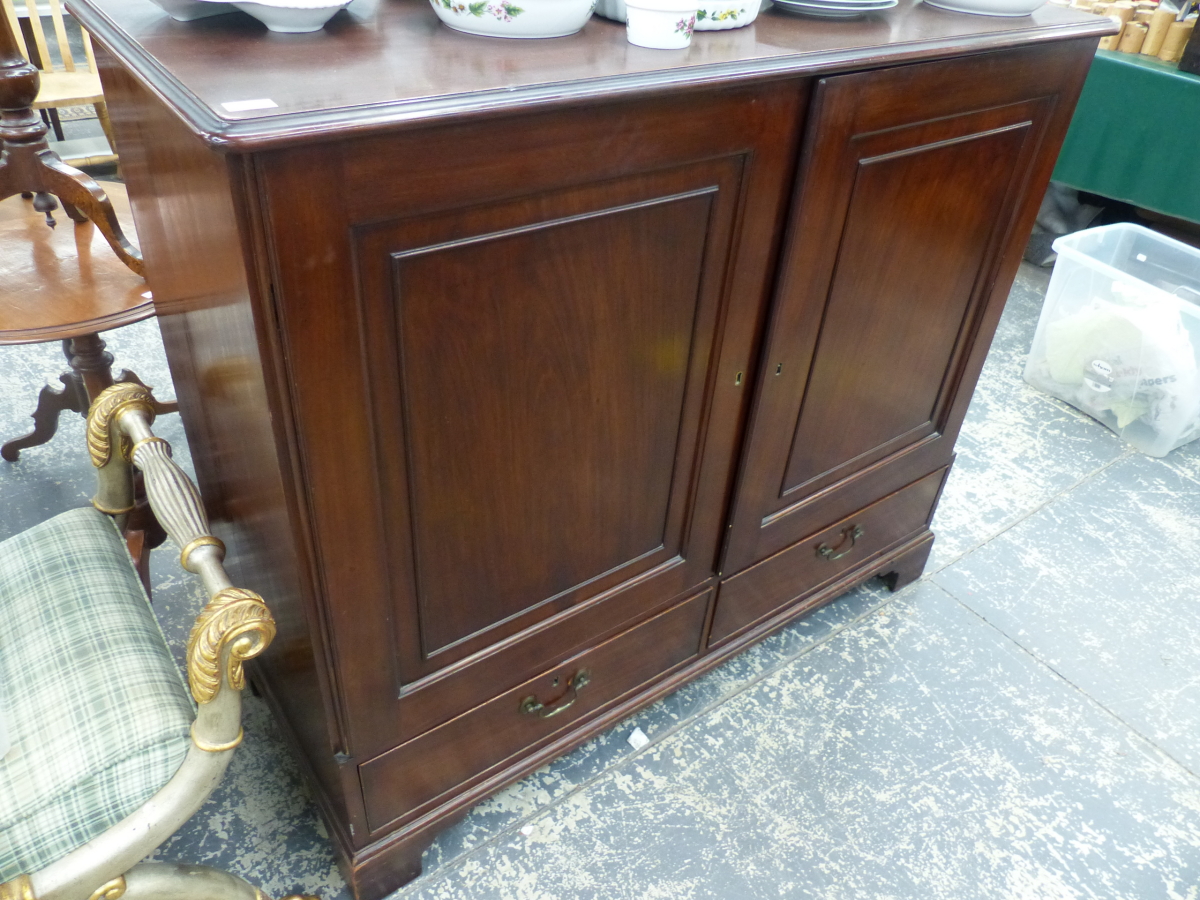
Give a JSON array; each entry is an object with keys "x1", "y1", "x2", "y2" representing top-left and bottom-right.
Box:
[
  {"x1": 709, "y1": 467, "x2": 947, "y2": 644},
  {"x1": 359, "y1": 587, "x2": 711, "y2": 835}
]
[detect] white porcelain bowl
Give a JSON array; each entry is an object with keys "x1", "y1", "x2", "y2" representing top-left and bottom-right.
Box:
[
  {"x1": 921, "y1": 0, "x2": 1042, "y2": 15},
  {"x1": 229, "y1": 0, "x2": 351, "y2": 30},
  {"x1": 597, "y1": 0, "x2": 759, "y2": 29},
  {"x1": 146, "y1": 0, "x2": 235, "y2": 21},
  {"x1": 429, "y1": 0, "x2": 595, "y2": 38},
  {"x1": 625, "y1": 0, "x2": 697, "y2": 46}
]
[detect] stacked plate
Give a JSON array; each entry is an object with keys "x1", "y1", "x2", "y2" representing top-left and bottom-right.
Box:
[{"x1": 773, "y1": 0, "x2": 896, "y2": 16}]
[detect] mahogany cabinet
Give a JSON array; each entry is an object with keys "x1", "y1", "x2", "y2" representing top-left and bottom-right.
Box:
[{"x1": 67, "y1": 0, "x2": 1110, "y2": 893}]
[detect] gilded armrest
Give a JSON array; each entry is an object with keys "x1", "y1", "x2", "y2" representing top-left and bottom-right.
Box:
[
  {"x1": 25, "y1": 385, "x2": 277, "y2": 900},
  {"x1": 86, "y1": 382, "x2": 277, "y2": 725}
]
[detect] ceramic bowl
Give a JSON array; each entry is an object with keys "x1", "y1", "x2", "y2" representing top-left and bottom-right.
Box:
[
  {"x1": 625, "y1": 0, "x2": 697, "y2": 47},
  {"x1": 597, "y1": 0, "x2": 758, "y2": 28},
  {"x1": 921, "y1": 0, "x2": 1042, "y2": 15},
  {"x1": 145, "y1": 0, "x2": 235, "y2": 21},
  {"x1": 429, "y1": 0, "x2": 595, "y2": 38},
  {"x1": 191, "y1": 0, "x2": 352, "y2": 32},
  {"x1": 229, "y1": 0, "x2": 350, "y2": 30}
]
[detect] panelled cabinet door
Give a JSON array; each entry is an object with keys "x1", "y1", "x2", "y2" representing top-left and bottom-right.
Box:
[
  {"x1": 255, "y1": 85, "x2": 805, "y2": 768},
  {"x1": 721, "y1": 42, "x2": 1094, "y2": 576}
]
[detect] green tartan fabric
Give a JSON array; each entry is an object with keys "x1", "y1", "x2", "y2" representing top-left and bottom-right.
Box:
[{"x1": 0, "y1": 508, "x2": 192, "y2": 881}]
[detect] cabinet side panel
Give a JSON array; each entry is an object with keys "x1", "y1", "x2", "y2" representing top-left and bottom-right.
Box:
[{"x1": 96, "y1": 51, "x2": 354, "y2": 833}]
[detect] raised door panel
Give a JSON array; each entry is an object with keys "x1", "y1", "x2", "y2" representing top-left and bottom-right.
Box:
[
  {"x1": 256, "y1": 85, "x2": 806, "y2": 762},
  {"x1": 355, "y1": 167, "x2": 729, "y2": 681},
  {"x1": 392, "y1": 194, "x2": 709, "y2": 658},
  {"x1": 722, "y1": 41, "x2": 1096, "y2": 576},
  {"x1": 780, "y1": 117, "x2": 1031, "y2": 495}
]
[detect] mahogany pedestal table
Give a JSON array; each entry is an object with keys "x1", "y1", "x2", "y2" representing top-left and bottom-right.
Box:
[
  {"x1": 0, "y1": 181, "x2": 177, "y2": 463},
  {"x1": 0, "y1": 182, "x2": 175, "y2": 583}
]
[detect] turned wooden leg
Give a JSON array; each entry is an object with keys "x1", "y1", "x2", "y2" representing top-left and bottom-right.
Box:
[
  {"x1": 878, "y1": 531, "x2": 934, "y2": 593},
  {"x1": 125, "y1": 469, "x2": 168, "y2": 595},
  {"x1": 67, "y1": 332, "x2": 118, "y2": 401},
  {"x1": 46, "y1": 106, "x2": 65, "y2": 142}
]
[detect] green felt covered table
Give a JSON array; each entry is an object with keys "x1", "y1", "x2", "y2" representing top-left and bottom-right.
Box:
[{"x1": 1053, "y1": 49, "x2": 1200, "y2": 223}]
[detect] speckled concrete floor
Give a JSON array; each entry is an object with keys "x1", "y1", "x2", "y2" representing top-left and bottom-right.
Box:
[{"x1": 3, "y1": 262, "x2": 1199, "y2": 899}]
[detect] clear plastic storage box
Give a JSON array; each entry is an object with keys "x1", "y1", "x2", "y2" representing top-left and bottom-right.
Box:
[{"x1": 1024, "y1": 223, "x2": 1200, "y2": 457}]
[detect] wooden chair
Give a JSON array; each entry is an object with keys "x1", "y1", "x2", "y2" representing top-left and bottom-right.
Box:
[
  {"x1": 0, "y1": 0, "x2": 115, "y2": 165},
  {"x1": 0, "y1": 383, "x2": 315, "y2": 900}
]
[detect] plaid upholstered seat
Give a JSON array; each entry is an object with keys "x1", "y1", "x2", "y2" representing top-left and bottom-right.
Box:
[{"x1": 0, "y1": 508, "x2": 193, "y2": 881}]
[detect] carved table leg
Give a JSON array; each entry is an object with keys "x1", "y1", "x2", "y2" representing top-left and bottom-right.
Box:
[
  {"x1": 115, "y1": 369, "x2": 180, "y2": 416},
  {"x1": 59, "y1": 194, "x2": 89, "y2": 224},
  {"x1": 3, "y1": 335, "x2": 178, "y2": 459},
  {"x1": 0, "y1": 369, "x2": 87, "y2": 461},
  {"x1": 3, "y1": 335, "x2": 180, "y2": 462},
  {"x1": 1, "y1": 333, "x2": 117, "y2": 460}
]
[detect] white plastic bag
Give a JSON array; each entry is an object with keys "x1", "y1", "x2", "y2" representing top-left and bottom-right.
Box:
[{"x1": 1036, "y1": 281, "x2": 1199, "y2": 443}]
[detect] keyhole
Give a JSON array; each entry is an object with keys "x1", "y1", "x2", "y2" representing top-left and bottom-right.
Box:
[
  {"x1": 734, "y1": 372, "x2": 743, "y2": 386},
  {"x1": 775, "y1": 363, "x2": 782, "y2": 375},
  {"x1": 551, "y1": 677, "x2": 560, "y2": 687}
]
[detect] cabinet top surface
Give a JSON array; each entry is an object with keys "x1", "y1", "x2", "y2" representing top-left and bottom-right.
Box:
[{"x1": 70, "y1": 0, "x2": 1107, "y2": 150}]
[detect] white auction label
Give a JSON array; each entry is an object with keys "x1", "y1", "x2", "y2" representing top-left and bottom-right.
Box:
[{"x1": 626, "y1": 727, "x2": 650, "y2": 751}]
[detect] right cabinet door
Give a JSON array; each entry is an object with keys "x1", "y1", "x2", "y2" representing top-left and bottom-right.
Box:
[{"x1": 722, "y1": 41, "x2": 1095, "y2": 578}]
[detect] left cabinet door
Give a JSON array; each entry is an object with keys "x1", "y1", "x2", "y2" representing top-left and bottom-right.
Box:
[{"x1": 254, "y1": 85, "x2": 805, "y2": 771}]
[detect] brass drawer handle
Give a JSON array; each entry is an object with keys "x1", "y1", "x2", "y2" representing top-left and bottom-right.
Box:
[
  {"x1": 519, "y1": 668, "x2": 591, "y2": 718},
  {"x1": 816, "y1": 525, "x2": 863, "y2": 561}
]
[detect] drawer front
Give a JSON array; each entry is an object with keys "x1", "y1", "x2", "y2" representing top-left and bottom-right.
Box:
[
  {"x1": 359, "y1": 588, "x2": 711, "y2": 835},
  {"x1": 710, "y1": 467, "x2": 946, "y2": 644}
]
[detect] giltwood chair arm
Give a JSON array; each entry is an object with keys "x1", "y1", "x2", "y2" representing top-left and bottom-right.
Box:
[{"x1": 23, "y1": 384, "x2": 278, "y2": 900}]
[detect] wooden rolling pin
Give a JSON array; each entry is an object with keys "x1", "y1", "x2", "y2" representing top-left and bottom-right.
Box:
[
  {"x1": 1118, "y1": 20, "x2": 1149, "y2": 49},
  {"x1": 1142, "y1": 5, "x2": 1177, "y2": 53},
  {"x1": 1098, "y1": 0, "x2": 1136, "y2": 49},
  {"x1": 1159, "y1": 18, "x2": 1196, "y2": 61}
]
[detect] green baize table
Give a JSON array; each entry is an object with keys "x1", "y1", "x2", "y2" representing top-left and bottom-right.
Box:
[{"x1": 1053, "y1": 49, "x2": 1200, "y2": 223}]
